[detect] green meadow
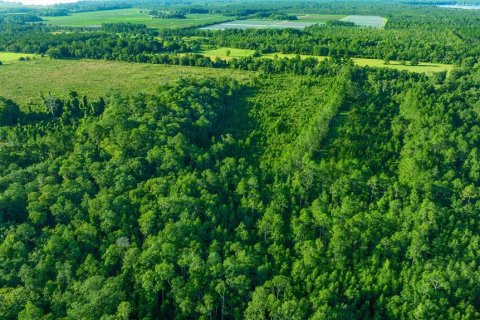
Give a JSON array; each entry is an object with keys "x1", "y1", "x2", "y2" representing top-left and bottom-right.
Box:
[
  {"x1": 41, "y1": 9, "x2": 231, "y2": 29},
  {"x1": 199, "y1": 47, "x2": 257, "y2": 60},
  {"x1": 353, "y1": 57, "x2": 453, "y2": 73},
  {"x1": 0, "y1": 52, "x2": 42, "y2": 64},
  {"x1": 0, "y1": 59, "x2": 252, "y2": 106}
]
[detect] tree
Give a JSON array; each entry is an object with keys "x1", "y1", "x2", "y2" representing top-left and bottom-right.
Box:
[
  {"x1": 18, "y1": 302, "x2": 44, "y2": 320},
  {"x1": 0, "y1": 98, "x2": 21, "y2": 126},
  {"x1": 66, "y1": 276, "x2": 125, "y2": 319},
  {"x1": 46, "y1": 47, "x2": 65, "y2": 59}
]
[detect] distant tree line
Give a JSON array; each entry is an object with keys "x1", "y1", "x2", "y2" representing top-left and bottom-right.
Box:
[
  {"x1": 148, "y1": 10, "x2": 187, "y2": 19},
  {"x1": 254, "y1": 12, "x2": 298, "y2": 20},
  {"x1": 101, "y1": 22, "x2": 154, "y2": 35}
]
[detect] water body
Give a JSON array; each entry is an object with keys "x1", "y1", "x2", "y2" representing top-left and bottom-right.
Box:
[{"x1": 438, "y1": 5, "x2": 480, "y2": 10}]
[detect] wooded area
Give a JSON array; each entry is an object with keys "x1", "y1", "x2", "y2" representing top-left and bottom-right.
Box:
[{"x1": 1, "y1": 0, "x2": 480, "y2": 319}]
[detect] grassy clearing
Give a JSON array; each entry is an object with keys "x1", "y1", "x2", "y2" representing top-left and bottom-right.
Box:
[
  {"x1": 353, "y1": 58, "x2": 453, "y2": 73},
  {"x1": 201, "y1": 47, "x2": 453, "y2": 73},
  {"x1": 200, "y1": 47, "x2": 256, "y2": 60},
  {"x1": 41, "y1": 9, "x2": 231, "y2": 29},
  {"x1": 0, "y1": 52, "x2": 42, "y2": 64},
  {"x1": 0, "y1": 59, "x2": 252, "y2": 106}
]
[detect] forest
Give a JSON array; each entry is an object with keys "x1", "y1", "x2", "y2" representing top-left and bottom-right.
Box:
[{"x1": 1, "y1": 0, "x2": 480, "y2": 319}]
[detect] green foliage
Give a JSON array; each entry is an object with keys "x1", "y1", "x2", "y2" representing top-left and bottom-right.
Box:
[
  {"x1": 2, "y1": 1, "x2": 480, "y2": 319},
  {"x1": 0, "y1": 98, "x2": 21, "y2": 125},
  {"x1": 1, "y1": 62, "x2": 480, "y2": 318},
  {"x1": 148, "y1": 10, "x2": 187, "y2": 19},
  {"x1": 326, "y1": 20, "x2": 355, "y2": 27}
]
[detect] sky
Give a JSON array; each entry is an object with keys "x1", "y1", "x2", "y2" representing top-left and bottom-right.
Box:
[{"x1": 2, "y1": 0, "x2": 78, "y2": 5}]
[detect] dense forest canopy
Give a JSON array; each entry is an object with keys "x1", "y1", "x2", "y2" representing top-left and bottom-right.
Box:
[{"x1": 1, "y1": 0, "x2": 480, "y2": 319}]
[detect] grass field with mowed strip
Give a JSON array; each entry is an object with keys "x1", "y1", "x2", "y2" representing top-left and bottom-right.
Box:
[
  {"x1": 41, "y1": 9, "x2": 231, "y2": 29},
  {"x1": 0, "y1": 59, "x2": 253, "y2": 107}
]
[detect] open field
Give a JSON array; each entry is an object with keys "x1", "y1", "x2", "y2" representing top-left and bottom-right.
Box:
[
  {"x1": 0, "y1": 59, "x2": 252, "y2": 106},
  {"x1": 200, "y1": 19, "x2": 317, "y2": 30},
  {"x1": 200, "y1": 47, "x2": 257, "y2": 60},
  {"x1": 341, "y1": 15, "x2": 387, "y2": 28},
  {"x1": 353, "y1": 58, "x2": 453, "y2": 73},
  {"x1": 41, "y1": 9, "x2": 231, "y2": 29},
  {"x1": 0, "y1": 52, "x2": 42, "y2": 64},
  {"x1": 201, "y1": 47, "x2": 453, "y2": 73}
]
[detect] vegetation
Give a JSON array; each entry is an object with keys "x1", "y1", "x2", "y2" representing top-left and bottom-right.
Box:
[
  {"x1": 1, "y1": 57, "x2": 480, "y2": 319},
  {"x1": 0, "y1": 59, "x2": 252, "y2": 106},
  {"x1": 200, "y1": 47, "x2": 257, "y2": 60},
  {"x1": 202, "y1": 47, "x2": 454, "y2": 73},
  {"x1": 0, "y1": 52, "x2": 40, "y2": 64},
  {"x1": 1, "y1": 1, "x2": 480, "y2": 319},
  {"x1": 40, "y1": 9, "x2": 231, "y2": 30},
  {"x1": 148, "y1": 10, "x2": 187, "y2": 20},
  {"x1": 326, "y1": 20, "x2": 355, "y2": 27}
]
